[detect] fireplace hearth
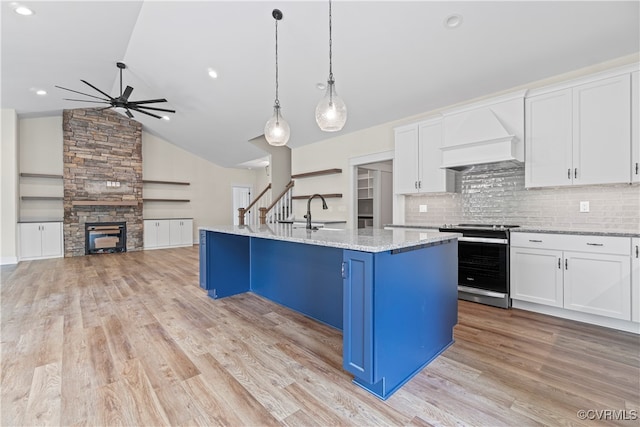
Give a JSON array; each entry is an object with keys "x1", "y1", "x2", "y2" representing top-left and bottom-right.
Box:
[{"x1": 85, "y1": 222, "x2": 126, "y2": 254}]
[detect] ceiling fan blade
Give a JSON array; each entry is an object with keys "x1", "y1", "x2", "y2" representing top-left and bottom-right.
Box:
[
  {"x1": 129, "y1": 98, "x2": 168, "y2": 105},
  {"x1": 132, "y1": 105, "x2": 176, "y2": 113},
  {"x1": 62, "y1": 98, "x2": 111, "y2": 104},
  {"x1": 122, "y1": 86, "x2": 133, "y2": 101},
  {"x1": 95, "y1": 106, "x2": 113, "y2": 111},
  {"x1": 55, "y1": 85, "x2": 110, "y2": 101},
  {"x1": 128, "y1": 106, "x2": 162, "y2": 119},
  {"x1": 80, "y1": 79, "x2": 114, "y2": 100},
  {"x1": 124, "y1": 108, "x2": 134, "y2": 118}
]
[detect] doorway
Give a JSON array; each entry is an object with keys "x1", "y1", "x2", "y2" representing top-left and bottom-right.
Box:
[
  {"x1": 232, "y1": 186, "x2": 252, "y2": 225},
  {"x1": 356, "y1": 162, "x2": 393, "y2": 228}
]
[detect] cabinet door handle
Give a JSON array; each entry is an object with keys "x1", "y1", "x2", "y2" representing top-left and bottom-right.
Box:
[
  {"x1": 414, "y1": 181, "x2": 418, "y2": 189},
  {"x1": 341, "y1": 262, "x2": 348, "y2": 279},
  {"x1": 558, "y1": 258, "x2": 561, "y2": 269},
  {"x1": 586, "y1": 243, "x2": 604, "y2": 247},
  {"x1": 529, "y1": 239, "x2": 543, "y2": 243},
  {"x1": 565, "y1": 259, "x2": 568, "y2": 270},
  {"x1": 636, "y1": 245, "x2": 639, "y2": 258},
  {"x1": 568, "y1": 168, "x2": 571, "y2": 179},
  {"x1": 418, "y1": 181, "x2": 422, "y2": 189},
  {"x1": 574, "y1": 168, "x2": 578, "y2": 179},
  {"x1": 636, "y1": 162, "x2": 639, "y2": 175}
]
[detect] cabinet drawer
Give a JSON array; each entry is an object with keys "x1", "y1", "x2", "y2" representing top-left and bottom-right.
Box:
[{"x1": 511, "y1": 232, "x2": 631, "y2": 255}]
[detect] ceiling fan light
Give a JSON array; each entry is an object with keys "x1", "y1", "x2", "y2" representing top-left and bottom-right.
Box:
[
  {"x1": 14, "y1": 5, "x2": 34, "y2": 16},
  {"x1": 264, "y1": 104, "x2": 290, "y2": 146},
  {"x1": 315, "y1": 79, "x2": 347, "y2": 132}
]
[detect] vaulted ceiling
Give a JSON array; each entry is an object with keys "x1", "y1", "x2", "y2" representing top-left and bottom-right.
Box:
[{"x1": 2, "y1": 1, "x2": 639, "y2": 167}]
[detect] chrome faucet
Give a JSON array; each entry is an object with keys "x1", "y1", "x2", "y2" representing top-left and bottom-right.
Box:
[{"x1": 305, "y1": 194, "x2": 328, "y2": 230}]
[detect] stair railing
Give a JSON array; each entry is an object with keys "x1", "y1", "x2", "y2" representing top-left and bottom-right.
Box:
[
  {"x1": 238, "y1": 184, "x2": 271, "y2": 226},
  {"x1": 259, "y1": 180, "x2": 295, "y2": 225}
]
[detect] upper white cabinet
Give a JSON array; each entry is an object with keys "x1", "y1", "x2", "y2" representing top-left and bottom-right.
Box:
[
  {"x1": 632, "y1": 71, "x2": 639, "y2": 183},
  {"x1": 19, "y1": 222, "x2": 63, "y2": 261},
  {"x1": 526, "y1": 73, "x2": 632, "y2": 187},
  {"x1": 394, "y1": 119, "x2": 454, "y2": 194}
]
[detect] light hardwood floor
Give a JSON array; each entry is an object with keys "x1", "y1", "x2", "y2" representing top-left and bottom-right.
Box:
[{"x1": 1, "y1": 246, "x2": 638, "y2": 426}]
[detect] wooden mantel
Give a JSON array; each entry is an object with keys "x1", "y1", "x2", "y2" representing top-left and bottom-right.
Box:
[{"x1": 71, "y1": 201, "x2": 139, "y2": 207}]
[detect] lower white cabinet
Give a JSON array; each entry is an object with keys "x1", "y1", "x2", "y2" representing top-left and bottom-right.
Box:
[
  {"x1": 19, "y1": 222, "x2": 63, "y2": 260},
  {"x1": 169, "y1": 219, "x2": 194, "y2": 246},
  {"x1": 144, "y1": 219, "x2": 192, "y2": 249},
  {"x1": 510, "y1": 247, "x2": 564, "y2": 307},
  {"x1": 511, "y1": 232, "x2": 632, "y2": 322},
  {"x1": 632, "y1": 238, "x2": 639, "y2": 323}
]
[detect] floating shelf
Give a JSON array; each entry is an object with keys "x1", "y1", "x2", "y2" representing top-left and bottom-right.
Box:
[
  {"x1": 72, "y1": 201, "x2": 138, "y2": 206},
  {"x1": 21, "y1": 196, "x2": 63, "y2": 201},
  {"x1": 142, "y1": 180, "x2": 190, "y2": 186},
  {"x1": 143, "y1": 198, "x2": 191, "y2": 202},
  {"x1": 20, "y1": 173, "x2": 63, "y2": 179},
  {"x1": 292, "y1": 193, "x2": 342, "y2": 200},
  {"x1": 291, "y1": 168, "x2": 342, "y2": 179}
]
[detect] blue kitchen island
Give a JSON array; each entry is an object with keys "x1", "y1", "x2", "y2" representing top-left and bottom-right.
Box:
[{"x1": 199, "y1": 224, "x2": 459, "y2": 399}]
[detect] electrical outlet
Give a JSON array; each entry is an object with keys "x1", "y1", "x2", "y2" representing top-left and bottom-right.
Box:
[
  {"x1": 580, "y1": 201, "x2": 590, "y2": 213},
  {"x1": 419, "y1": 204, "x2": 428, "y2": 213}
]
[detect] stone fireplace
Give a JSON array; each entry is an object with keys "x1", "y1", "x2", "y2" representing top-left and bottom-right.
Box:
[{"x1": 63, "y1": 108, "x2": 143, "y2": 257}]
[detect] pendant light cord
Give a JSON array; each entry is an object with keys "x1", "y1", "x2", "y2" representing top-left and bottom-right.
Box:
[
  {"x1": 274, "y1": 17, "x2": 280, "y2": 108},
  {"x1": 328, "y1": 0, "x2": 333, "y2": 82}
]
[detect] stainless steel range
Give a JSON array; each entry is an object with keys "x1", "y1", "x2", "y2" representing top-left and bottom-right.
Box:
[{"x1": 439, "y1": 224, "x2": 520, "y2": 308}]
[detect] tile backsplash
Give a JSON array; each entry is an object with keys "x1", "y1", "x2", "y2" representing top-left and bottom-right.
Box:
[{"x1": 405, "y1": 164, "x2": 640, "y2": 232}]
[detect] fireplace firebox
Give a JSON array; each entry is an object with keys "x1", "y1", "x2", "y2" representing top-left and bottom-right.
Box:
[{"x1": 85, "y1": 222, "x2": 126, "y2": 254}]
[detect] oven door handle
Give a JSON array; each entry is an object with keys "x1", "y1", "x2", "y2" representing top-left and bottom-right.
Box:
[{"x1": 458, "y1": 236, "x2": 508, "y2": 245}]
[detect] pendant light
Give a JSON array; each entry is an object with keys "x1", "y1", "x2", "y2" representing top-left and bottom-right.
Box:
[
  {"x1": 264, "y1": 9, "x2": 290, "y2": 146},
  {"x1": 315, "y1": 0, "x2": 347, "y2": 132}
]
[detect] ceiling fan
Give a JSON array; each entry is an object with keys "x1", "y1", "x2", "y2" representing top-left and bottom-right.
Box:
[{"x1": 55, "y1": 62, "x2": 176, "y2": 119}]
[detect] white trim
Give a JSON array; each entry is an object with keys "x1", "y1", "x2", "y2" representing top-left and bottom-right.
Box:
[
  {"x1": 512, "y1": 299, "x2": 640, "y2": 334},
  {"x1": 441, "y1": 89, "x2": 529, "y2": 117},
  {"x1": 1, "y1": 257, "x2": 18, "y2": 265},
  {"x1": 527, "y1": 62, "x2": 639, "y2": 98}
]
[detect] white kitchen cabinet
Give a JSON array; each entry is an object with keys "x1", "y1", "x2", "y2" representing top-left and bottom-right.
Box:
[
  {"x1": 510, "y1": 247, "x2": 564, "y2": 307},
  {"x1": 19, "y1": 222, "x2": 63, "y2": 260},
  {"x1": 526, "y1": 73, "x2": 631, "y2": 187},
  {"x1": 632, "y1": 71, "x2": 639, "y2": 183},
  {"x1": 632, "y1": 238, "x2": 639, "y2": 323},
  {"x1": 145, "y1": 219, "x2": 192, "y2": 249},
  {"x1": 510, "y1": 232, "x2": 632, "y2": 321},
  {"x1": 169, "y1": 219, "x2": 193, "y2": 246},
  {"x1": 143, "y1": 220, "x2": 171, "y2": 249},
  {"x1": 394, "y1": 119, "x2": 454, "y2": 195}
]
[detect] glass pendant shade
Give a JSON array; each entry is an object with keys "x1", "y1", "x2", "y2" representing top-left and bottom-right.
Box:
[
  {"x1": 264, "y1": 104, "x2": 290, "y2": 146},
  {"x1": 315, "y1": 79, "x2": 347, "y2": 132}
]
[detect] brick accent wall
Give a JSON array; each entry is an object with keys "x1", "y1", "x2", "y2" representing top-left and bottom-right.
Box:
[{"x1": 63, "y1": 108, "x2": 143, "y2": 256}]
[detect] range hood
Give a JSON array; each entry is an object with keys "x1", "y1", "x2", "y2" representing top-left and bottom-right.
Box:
[{"x1": 440, "y1": 90, "x2": 527, "y2": 171}]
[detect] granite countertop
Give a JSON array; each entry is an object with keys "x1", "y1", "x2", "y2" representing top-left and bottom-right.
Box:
[
  {"x1": 144, "y1": 217, "x2": 193, "y2": 220},
  {"x1": 200, "y1": 224, "x2": 460, "y2": 253},
  {"x1": 384, "y1": 224, "x2": 444, "y2": 230},
  {"x1": 278, "y1": 220, "x2": 347, "y2": 225},
  {"x1": 512, "y1": 227, "x2": 640, "y2": 238}
]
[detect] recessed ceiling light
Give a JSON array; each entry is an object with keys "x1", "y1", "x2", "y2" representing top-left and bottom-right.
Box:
[
  {"x1": 13, "y1": 4, "x2": 34, "y2": 16},
  {"x1": 36, "y1": 89, "x2": 47, "y2": 96},
  {"x1": 316, "y1": 82, "x2": 326, "y2": 91},
  {"x1": 208, "y1": 68, "x2": 218, "y2": 79},
  {"x1": 444, "y1": 14, "x2": 463, "y2": 29},
  {"x1": 161, "y1": 115, "x2": 170, "y2": 121}
]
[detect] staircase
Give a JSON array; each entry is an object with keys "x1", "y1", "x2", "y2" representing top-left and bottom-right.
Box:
[{"x1": 238, "y1": 181, "x2": 294, "y2": 226}]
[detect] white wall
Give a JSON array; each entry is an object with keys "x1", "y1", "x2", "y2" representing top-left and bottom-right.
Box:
[
  {"x1": 1, "y1": 109, "x2": 19, "y2": 264},
  {"x1": 142, "y1": 132, "x2": 260, "y2": 242},
  {"x1": 19, "y1": 116, "x2": 64, "y2": 221}
]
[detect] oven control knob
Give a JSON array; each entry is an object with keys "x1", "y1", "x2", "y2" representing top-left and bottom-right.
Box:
[{"x1": 492, "y1": 225, "x2": 497, "y2": 230}]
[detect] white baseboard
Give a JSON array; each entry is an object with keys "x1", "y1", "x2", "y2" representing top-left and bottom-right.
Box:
[
  {"x1": 512, "y1": 300, "x2": 640, "y2": 334},
  {"x1": 0, "y1": 256, "x2": 18, "y2": 265}
]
